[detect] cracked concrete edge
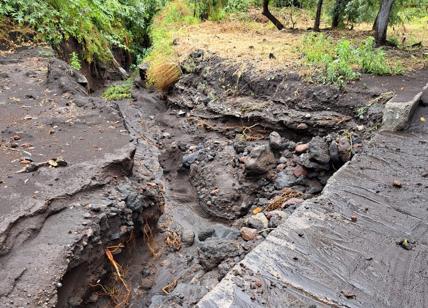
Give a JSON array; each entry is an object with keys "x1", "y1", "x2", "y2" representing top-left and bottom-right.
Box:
[{"x1": 381, "y1": 82, "x2": 428, "y2": 131}]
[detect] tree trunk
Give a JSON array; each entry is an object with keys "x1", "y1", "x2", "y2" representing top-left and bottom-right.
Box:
[
  {"x1": 372, "y1": 11, "x2": 379, "y2": 30},
  {"x1": 262, "y1": 0, "x2": 284, "y2": 30},
  {"x1": 332, "y1": 0, "x2": 350, "y2": 28},
  {"x1": 314, "y1": 0, "x2": 323, "y2": 32},
  {"x1": 374, "y1": 0, "x2": 395, "y2": 46}
]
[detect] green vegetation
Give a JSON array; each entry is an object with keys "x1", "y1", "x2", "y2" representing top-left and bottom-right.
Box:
[
  {"x1": 102, "y1": 80, "x2": 133, "y2": 101},
  {"x1": 70, "y1": 52, "x2": 81, "y2": 71},
  {"x1": 143, "y1": 0, "x2": 198, "y2": 90},
  {"x1": 302, "y1": 33, "x2": 400, "y2": 86},
  {"x1": 0, "y1": 0, "x2": 164, "y2": 63}
]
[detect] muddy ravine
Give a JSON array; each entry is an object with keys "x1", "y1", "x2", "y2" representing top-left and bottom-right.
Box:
[{"x1": 1, "y1": 47, "x2": 427, "y2": 308}]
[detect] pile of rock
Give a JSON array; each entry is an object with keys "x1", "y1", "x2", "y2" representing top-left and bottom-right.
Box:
[{"x1": 241, "y1": 131, "x2": 362, "y2": 197}]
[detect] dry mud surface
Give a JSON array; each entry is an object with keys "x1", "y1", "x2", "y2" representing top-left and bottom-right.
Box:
[
  {"x1": 0, "y1": 47, "x2": 427, "y2": 308},
  {"x1": 0, "y1": 48, "x2": 164, "y2": 307}
]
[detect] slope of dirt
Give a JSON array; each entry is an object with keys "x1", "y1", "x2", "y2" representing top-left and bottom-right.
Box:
[{"x1": 0, "y1": 47, "x2": 164, "y2": 307}]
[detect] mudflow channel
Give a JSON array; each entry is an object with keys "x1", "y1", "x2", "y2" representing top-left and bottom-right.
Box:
[
  {"x1": 3, "y1": 48, "x2": 424, "y2": 308},
  {"x1": 89, "y1": 50, "x2": 399, "y2": 308}
]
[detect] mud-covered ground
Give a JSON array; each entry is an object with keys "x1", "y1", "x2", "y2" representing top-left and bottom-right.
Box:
[
  {"x1": 0, "y1": 47, "x2": 164, "y2": 308},
  {"x1": 1, "y1": 47, "x2": 427, "y2": 308}
]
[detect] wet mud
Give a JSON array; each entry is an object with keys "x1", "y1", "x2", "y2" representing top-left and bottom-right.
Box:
[{"x1": 1, "y1": 47, "x2": 427, "y2": 308}]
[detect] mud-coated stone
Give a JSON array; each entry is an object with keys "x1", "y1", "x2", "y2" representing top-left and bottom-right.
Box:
[
  {"x1": 309, "y1": 136, "x2": 330, "y2": 164},
  {"x1": 274, "y1": 170, "x2": 298, "y2": 189},
  {"x1": 189, "y1": 143, "x2": 248, "y2": 220},
  {"x1": 182, "y1": 229, "x2": 195, "y2": 246},
  {"x1": 198, "y1": 238, "x2": 243, "y2": 270},
  {"x1": 246, "y1": 213, "x2": 268, "y2": 230},
  {"x1": 338, "y1": 137, "x2": 352, "y2": 162},
  {"x1": 198, "y1": 227, "x2": 215, "y2": 241},
  {"x1": 244, "y1": 145, "x2": 276, "y2": 175},
  {"x1": 267, "y1": 210, "x2": 289, "y2": 228},
  {"x1": 240, "y1": 227, "x2": 258, "y2": 241},
  {"x1": 269, "y1": 131, "x2": 283, "y2": 151},
  {"x1": 382, "y1": 94, "x2": 422, "y2": 131}
]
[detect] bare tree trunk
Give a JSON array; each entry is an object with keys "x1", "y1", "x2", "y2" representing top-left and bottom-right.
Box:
[
  {"x1": 374, "y1": 0, "x2": 395, "y2": 46},
  {"x1": 332, "y1": 0, "x2": 350, "y2": 28},
  {"x1": 372, "y1": 11, "x2": 379, "y2": 30},
  {"x1": 262, "y1": 0, "x2": 284, "y2": 30},
  {"x1": 314, "y1": 0, "x2": 323, "y2": 32}
]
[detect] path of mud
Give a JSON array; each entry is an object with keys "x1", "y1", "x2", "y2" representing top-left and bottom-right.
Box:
[
  {"x1": 1, "y1": 47, "x2": 427, "y2": 308},
  {"x1": 0, "y1": 47, "x2": 164, "y2": 308}
]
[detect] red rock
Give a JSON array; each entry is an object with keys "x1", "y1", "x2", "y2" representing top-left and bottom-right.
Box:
[
  {"x1": 293, "y1": 165, "x2": 308, "y2": 177},
  {"x1": 295, "y1": 143, "x2": 309, "y2": 153},
  {"x1": 240, "y1": 227, "x2": 258, "y2": 241}
]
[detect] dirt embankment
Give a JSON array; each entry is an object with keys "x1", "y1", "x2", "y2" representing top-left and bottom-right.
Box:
[{"x1": 0, "y1": 47, "x2": 164, "y2": 307}]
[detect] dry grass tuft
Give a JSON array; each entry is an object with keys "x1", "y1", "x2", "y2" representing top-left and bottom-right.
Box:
[
  {"x1": 265, "y1": 188, "x2": 303, "y2": 211},
  {"x1": 164, "y1": 230, "x2": 182, "y2": 251},
  {"x1": 148, "y1": 60, "x2": 181, "y2": 91}
]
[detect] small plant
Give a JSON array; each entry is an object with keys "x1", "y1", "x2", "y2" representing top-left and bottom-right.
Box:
[
  {"x1": 357, "y1": 37, "x2": 402, "y2": 75},
  {"x1": 69, "y1": 52, "x2": 81, "y2": 71},
  {"x1": 102, "y1": 81, "x2": 132, "y2": 101},
  {"x1": 302, "y1": 34, "x2": 399, "y2": 86},
  {"x1": 302, "y1": 34, "x2": 358, "y2": 86}
]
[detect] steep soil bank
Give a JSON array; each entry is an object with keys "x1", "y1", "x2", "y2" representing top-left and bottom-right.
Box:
[{"x1": 0, "y1": 47, "x2": 164, "y2": 307}]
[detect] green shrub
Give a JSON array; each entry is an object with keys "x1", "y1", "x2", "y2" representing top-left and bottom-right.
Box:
[
  {"x1": 102, "y1": 81, "x2": 132, "y2": 101},
  {"x1": 225, "y1": 0, "x2": 250, "y2": 13},
  {"x1": 70, "y1": 52, "x2": 81, "y2": 71},
  {"x1": 302, "y1": 34, "x2": 398, "y2": 86},
  {"x1": 357, "y1": 37, "x2": 401, "y2": 75},
  {"x1": 0, "y1": 0, "x2": 164, "y2": 64}
]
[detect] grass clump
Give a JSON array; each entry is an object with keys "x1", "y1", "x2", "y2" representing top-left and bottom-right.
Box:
[
  {"x1": 144, "y1": 0, "x2": 198, "y2": 90},
  {"x1": 357, "y1": 37, "x2": 402, "y2": 75},
  {"x1": 102, "y1": 80, "x2": 132, "y2": 101},
  {"x1": 302, "y1": 33, "x2": 400, "y2": 86}
]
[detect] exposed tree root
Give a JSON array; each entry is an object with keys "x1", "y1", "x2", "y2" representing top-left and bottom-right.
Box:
[
  {"x1": 164, "y1": 230, "x2": 182, "y2": 251},
  {"x1": 265, "y1": 188, "x2": 303, "y2": 211},
  {"x1": 104, "y1": 244, "x2": 131, "y2": 308},
  {"x1": 143, "y1": 223, "x2": 159, "y2": 257},
  {"x1": 162, "y1": 277, "x2": 178, "y2": 295}
]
